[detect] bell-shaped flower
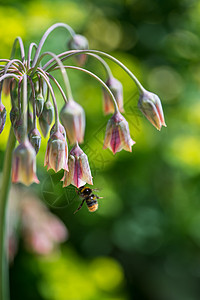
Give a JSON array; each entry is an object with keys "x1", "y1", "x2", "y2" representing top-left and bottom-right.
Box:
[
  {"x1": 60, "y1": 100, "x2": 85, "y2": 145},
  {"x1": 50, "y1": 122, "x2": 66, "y2": 139},
  {"x1": 68, "y1": 34, "x2": 89, "y2": 66},
  {"x1": 138, "y1": 90, "x2": 166, "y2": 131},
  {"x1": 103, "y1": 76, "x2": 124, "y2": 115},
  {"x1": 44, "y1": 130, "x2": 68, "y2": 172},
  {"x1": 0, "y1": 103, "x2": 6, "y2": 134},
  {"x1": 103, "y1": 111, "x2": 135, "y2": 154},
  {"x1": 12, "y1": 139, "x2": 39, "y2": 186},
  {"x1": 29, "y1": 128, "x2": 41, "y2": 154},
  {"x1": 62, "y1": 143, "x2": 93, "y2": 188}
]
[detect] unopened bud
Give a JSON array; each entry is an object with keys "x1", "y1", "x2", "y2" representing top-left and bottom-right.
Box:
[
  {"x1": 35, "y1": 93, "x2": 44, "y2": 117},
  {"x1": 138, "y1": 90, "x2": 166, "y2": 131},
  {"x1": 68, "y1": 34, "x2": 89, "y2": 66},
  {"x1": 103, "y1": 77, "x2": 124, "y2": 115},
  {"x1": 0, "y1": 103, "x2": 6, "y2": 134},
  {"x1": 41, "y1": 100, "x2": 54, "y2": 126},
  {"x1": 29, "y1": 128, "x2": 41, "y2": 154},
  {"x1": 60, "y1": 100, "x2": 85, "y2": 145}
]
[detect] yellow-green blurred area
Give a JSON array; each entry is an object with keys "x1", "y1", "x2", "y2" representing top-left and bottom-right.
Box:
[{"x1": 1, "y1": 0, "x2": 200, "y2": 299}]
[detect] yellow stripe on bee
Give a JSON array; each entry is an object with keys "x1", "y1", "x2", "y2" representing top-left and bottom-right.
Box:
[
  {"x1": 81, "y1": 186, "x2": 88, "y2": 193},
  {"x1": 88, "y1": 204, "x2": 98, "y2": 212}
]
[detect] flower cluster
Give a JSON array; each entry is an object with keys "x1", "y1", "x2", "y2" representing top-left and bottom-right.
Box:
[{"x1": 0, "y1": 23, "x2": 166, "y2": 189}]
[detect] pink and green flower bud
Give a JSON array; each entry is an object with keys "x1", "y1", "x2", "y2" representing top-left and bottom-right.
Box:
[
  {"x1": 0, "y1": 103, "x2": 6, "y2": 134},
  {"x1": 42, "y1": 99, "x2": 54, "y2": 126},
  {"x1": 29, "y1": 128, "x2": 41, "y2": 154},
  {"x1": 138, "y1": 90, "x2": 166, "y2": 131},
  {"x1": 44, "y1": 131, "x2": 68, "y2": 172},
  {"x1": 39, "y1": 115, "x2": 50, "y2": 138},
  {"x1": 10, "y1": 107, "x2": 19, "y2": 127},
  {"x1": 35, "y1": 93, "x2": 45, "y2": 117},
  {"x1": 28, "y1": 111, "x2": 34, "y2": 132},
  {"x1": 12, "y1": 140, "x2": 39, "y2": 186},
  {"x1": 103, "y1": 111, "x2": 135, "y2": 154},
  {"x1": 103, "y1": 77, "x2": 124, "y2": 115},
  {"x1": 2, "y1": 78, "x2": 12, "y2": 96},
  {"x1": 60, "y1": 100, "x2": 85, "y2": 145},
  {"x1": 68, "y1": 34, "x2": 89, "y2": 66},
  {"x1": 50, "y1": 122, "x2": 66, "y2": 139},
  {"x1": 62, "y1": 143, "x2": 93, "y2": 188},
  {"x1": 13, "y1": 116, "x2": 24, "y2": 143}
]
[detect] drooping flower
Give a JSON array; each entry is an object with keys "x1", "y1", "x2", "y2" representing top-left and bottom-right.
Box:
[
  {"x1": 62, "y1": 143, "x2": 93, "y2": 188},
  {"x1": 68, "y1": 34, "x2": 89, "y2": 66},
  {"x1": 44, "y1": 129, "x2": 68, "y2": 172},
  {"x1": 42, "y1": 99, "x2": 54, "y2": 126},
  {"x1": 50, "y1": 122, "x2": 66, "y2": 139},
  {"x1": 12, "y1": 139, "x2": 39, "y2": 186},
  {"x1": 103, "y1": 111, "x2": 135, "y2": 154},
  {"x1": 29, "y1": 128, "x2": 41, "y2": 154},
  {"x1": 0, "y1": 103, "x2": 6, "y2": 134},
  {"x1": 102, "y1": 76, "x2": 124, "y2": 115},
  {"x1": 60, "y1": 100, "x2": 85, "y2": 145},
  {"x1": 138, "y1": 90, "x2": 166, "y2": 131}
]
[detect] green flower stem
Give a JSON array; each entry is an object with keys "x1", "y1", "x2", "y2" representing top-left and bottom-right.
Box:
[
  {"x1": 32, "y1": 23, "x2": 75, "y2": 67},
  {"x1": 37, "y1": 70, "x2": 59, "y2": 131},
  {"x1": 10, "y1": 37, "x2": 25, "y2": 63},
  {"x1": 27, "y1": 43, "x2": 38, "y2": 70},
  {"x1": 0, "y1": 127, "x2": 16, "y2": 300},
  {"x1": 46, "y1": 72, "x2": 68, "y2": 103},
  {"x1": 52, "y1": 65, "x2": 119, "y2": 113},
  {"x1": 31, "y1": 52, "x2": 73, "y2": 101},
  {"x1": 44, "y1": 49, "x2": 146, "y2": 94}
]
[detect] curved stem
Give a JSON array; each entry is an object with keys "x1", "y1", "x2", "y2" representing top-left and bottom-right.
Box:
[
  {"x1": 32, "y1": 52, "x2": 73, "y2": 101},
  {"x1": 0, "y1": 127, "x2": 16, "y2": 300},
  {"x1": 22, "y1": 74, "x2": 28, "y2": 142},
  {"x1": 45, "y1": 72, "x2": 68, "y2": 103},
  {"x1": 52, "y1": 65, "x2": 119, "y2": 112},
  {"x1": 27, "y1": 43, "x2": 38, "y2": 69},
  {"x1": 0, "y1": 74, "x2": 20, "y2": 82},
  {"x1": 32, "y1": 23, "x2": 75, "y2": 67},
  {"x1": 10, "y1": 37, "x2": 25, "y2": 63},
  {"x1": 37, "y1": 70, "x2": 59, "y2": 131},
  {"x1": 44, "y1": 50, "x2": 146, "y2": 94},
  {"x1": 27, "y1": 76, "x2": 36, "y2": 128}
]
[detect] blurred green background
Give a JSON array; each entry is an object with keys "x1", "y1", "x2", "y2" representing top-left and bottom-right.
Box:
[{"x1": 1, "y1": 0, "x2": 200, "y2": 299}]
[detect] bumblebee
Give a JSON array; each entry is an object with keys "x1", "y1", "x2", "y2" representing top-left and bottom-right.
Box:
[{"x1": 74, "y1": 186, "x2": 103, "y2": 214}]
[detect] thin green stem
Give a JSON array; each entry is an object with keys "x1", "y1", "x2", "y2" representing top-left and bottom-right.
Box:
[
  {"x1": 32, "y1": 23, "x2": 75, "y2": 67},
  {"x1": 0, "y1": 127, "x2": 16, "y2": 300},
  {"x1": 43, "y1": 49, "x2": 146, "y2": 94},
  {"x1": 10, "y1": 37, "x2": 25, "y2": 63},
  {"x1": 45, "y1": 72, "x2": 68, "y2": 103},
  {"x1": 52, "y1": 65, "x2": 119, "y2": 112},
  {"x1": 31, "y1": 52, "x2": 73, "y2": 101},
  {"x1": 27, "y1": 43, "x2": 38, "y2": 69},
  {"x1": 37, "y1": 70, "x2": 59, "y2": 131}
]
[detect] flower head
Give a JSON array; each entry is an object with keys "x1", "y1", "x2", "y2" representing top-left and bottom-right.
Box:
[
  {"x1": 62, "y1": 143, "x2": 93, "y2": 188},
  {"x1": 60, "y1": 100, "x2": 85, "y2": 145},
  {"x1": 103, "y1": 76, "x2": 124, "y2": 115},
  {"x1": 0, "y1": 103, "x2": 6, "y2": 134},
  {"x1": 103, "y1": 111, "x2": 135, "y2": 154},
  {"x1": 12, "y1": 140, "x2": 39, "y2": 186},
  {"x1": 68, "y1": 34, "x2": 89, "y2": 66},
  {"x1": 35, "y1": 93, "x2": 45, "y2": 117},
  {"x1": 138, "y1": 90, "x2": 166, "y2": 131},
  {"x1": 44, "y1": 129, "x2": 68, "y2": 172},
  {"x1": 42, "y1": 99, "x2": 54, "y2": 126}
]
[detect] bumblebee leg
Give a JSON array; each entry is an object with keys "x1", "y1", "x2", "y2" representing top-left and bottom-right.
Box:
[{"x1": 74, "y1": 199, "x2": 85, "y2": 214}]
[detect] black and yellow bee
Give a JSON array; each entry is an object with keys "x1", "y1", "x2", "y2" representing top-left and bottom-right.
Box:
[{"x1": 74, "y1": 186, "x2": 103, "y2": 214}]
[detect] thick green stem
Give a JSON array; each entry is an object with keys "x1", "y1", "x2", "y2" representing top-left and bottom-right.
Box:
[{"x1": 0, "y1": 127, "x2": 16, "y2": 300}]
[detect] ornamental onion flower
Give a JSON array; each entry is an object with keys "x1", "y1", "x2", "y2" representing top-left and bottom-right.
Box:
[
  {"x1": 12, "y1": 140, "x2": 39, "y2": 186},
  {"x1": 138, "y1": 90, "x2": 166, "y2": 131},
  {"x1": 60, "y1": 100, "x2": 85, "y2": 145},
  {"x1": 44, "y1": 129, "x2": 68, "y2": 172},
  {"x1": 62, "y1": 143, "x2": 93, "y2": 188},
  {"x1": 103, "y1": 76, "x2": 124, "y2": 115},
  {"x1": 103, "y1": 111, "x2": 135, "y2": 154},
  {"x1": 68, "y1": 34, "x2": 89, "y2": 66}
]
